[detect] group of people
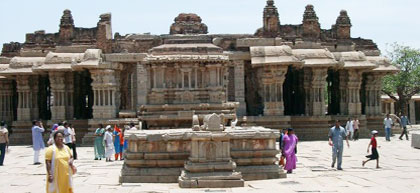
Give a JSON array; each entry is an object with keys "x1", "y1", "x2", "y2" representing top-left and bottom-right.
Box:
[
  {"x1": 383, "y1": 113, "x2": 411, "y2": 141},
  {"x1": 345, "y1": 117, "x2": 360, "y2": 141},
  {"x1": 94, "y1": 123, "x2": 137, "y2": 162},
  {"x1": 279, "y1": 115, "x2": 402, "y2": 174}
]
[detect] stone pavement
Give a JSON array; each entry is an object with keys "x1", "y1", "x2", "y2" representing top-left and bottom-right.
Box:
[{"x1": 1, "y1": 127, "x2": 420, "y2": 193}]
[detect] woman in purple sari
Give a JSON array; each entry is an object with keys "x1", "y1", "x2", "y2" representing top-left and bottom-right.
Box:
[{"x1": 282, "y1": 128, "x2": 298, "y2": 173}]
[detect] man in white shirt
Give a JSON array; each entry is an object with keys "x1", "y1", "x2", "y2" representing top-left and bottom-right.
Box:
[
  {"x1": 63, "y1": 122, "x2": 74, "y2": 150},
  {"x1": 383, "y1": 114, "x2": 393, "y2": 141},
  {"x1": 345, "y1": 118, "x2": 354, "y2": 140},
  {"x1": 129, "y1": 123, "x2": 137, "y2": 131}
]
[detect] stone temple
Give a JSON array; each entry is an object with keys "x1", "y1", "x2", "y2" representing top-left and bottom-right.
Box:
[{"x1": 0, "y1": 0, "x2": 399, "y2": 146}]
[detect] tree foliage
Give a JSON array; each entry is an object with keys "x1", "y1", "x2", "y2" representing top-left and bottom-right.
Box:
[{"x1": 382, "y1": 43, "x2": 420, "y2": 115}]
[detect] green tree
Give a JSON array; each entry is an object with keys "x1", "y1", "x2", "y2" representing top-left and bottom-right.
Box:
[{"x1": 382, "y1": 43, "x2": 420, "y2": 116}]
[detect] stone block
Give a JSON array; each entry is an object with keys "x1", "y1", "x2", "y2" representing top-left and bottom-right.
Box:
[{"x1": 412, "y1": 134, "x2": 420, "y2": 149}]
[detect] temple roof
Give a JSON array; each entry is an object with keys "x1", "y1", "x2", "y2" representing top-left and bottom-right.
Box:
[
  {"x1": 149, "y1": 44, "x2": 223, "y2": 55},
  {"x1": 292, "y1": 49, "x2": 337, "y2": 67},
  {"x1": 333, "y1": 51, "x2": 377, "y2": 69},
  {"x1": 250, "y1": 45, "x2": 302, "y2": 66}
]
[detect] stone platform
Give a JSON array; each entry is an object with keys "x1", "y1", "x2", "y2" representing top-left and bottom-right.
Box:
[{"x1": 121, "y1": 114, "x2": 285, "y2": 187}]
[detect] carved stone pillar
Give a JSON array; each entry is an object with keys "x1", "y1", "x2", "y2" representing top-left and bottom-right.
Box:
[
  {"x1": 65, "y1": 72, "x2": 74, "y2": 119},
  {"x1": 260, "y1": 66, "x2": 288, "y2": 116},
  {"x1": 16, "y1": 75, "x2": 30, "y2": 121},
  {"x1": 233, "y1": 60, "x2": 246, "y2": 116},
  {"x1": 91, "y1": 69, "x2": 120, "y2": 119},
  {"x1": 137, "y1": 62, "x2": 149, "y2": 107},
  {"x1": 304, "y1": 68, "x2": 328, "y2": 116},
  {"x1": 0, "y1": 79, "x2": 14, "y2": 122},
  {"x1": 365, "y1": 73, "x2": 384, "y2": 115},
  {"x1": 339, "y1": 69, "x2": 363, "y2": 115},
  {"x1": 49, "y1": 72, "x2": 66, "y2": 120}
]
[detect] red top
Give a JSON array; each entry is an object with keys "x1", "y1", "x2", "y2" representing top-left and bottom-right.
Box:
[{"x1": 371, "y1": 137, "x2": 377, "y2": 148}]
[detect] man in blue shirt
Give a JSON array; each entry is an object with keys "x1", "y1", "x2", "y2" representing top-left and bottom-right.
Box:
[
  {"x1": 328, "y1": 120, "x2": 350, "y2": 170},
  {"x1": 31, "y1": 120, "x2": 45, "y2": 165},
  {"x1": 399, "y1": 114, "x2": 410, "y2": 140}
]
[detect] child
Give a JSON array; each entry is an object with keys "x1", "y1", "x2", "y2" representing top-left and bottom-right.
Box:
[{"x1": 363, "y1": 130, "x2": 380, "y2": 168}]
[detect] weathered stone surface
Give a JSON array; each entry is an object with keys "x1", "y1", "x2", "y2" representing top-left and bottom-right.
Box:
[{"x1": 412, "y1": 134, "x2": 420, "y2": 149}]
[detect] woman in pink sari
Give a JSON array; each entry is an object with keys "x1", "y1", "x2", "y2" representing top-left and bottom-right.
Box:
[{"x1": 282, "y1": 128, "x2": 298, "y2": 173}]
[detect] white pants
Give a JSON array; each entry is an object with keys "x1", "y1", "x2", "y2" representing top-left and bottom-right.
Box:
[
  {"x1": 349, "y1": 131, "x2": 354, "y2": 140},
  {"x1": 34, "y1": 150, "x2": 40, "y2": 163}
]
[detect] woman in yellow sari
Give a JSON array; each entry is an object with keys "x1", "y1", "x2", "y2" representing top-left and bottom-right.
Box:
[{"x1": 45, "y1": 130, "x2": 76, "y2": 193}]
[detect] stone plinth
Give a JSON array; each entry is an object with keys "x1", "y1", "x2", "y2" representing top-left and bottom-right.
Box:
[
  {"x1": 121, "y1": 119, "x2": 284, "y2": 185},
  {"x1": 412, "y1": 134, "x2": 420, "y2": 149}
]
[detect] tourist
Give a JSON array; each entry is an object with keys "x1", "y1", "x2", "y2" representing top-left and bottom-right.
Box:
[
  {"x1": 32, "y1": 120, "x2": 45, "y2": 165},
  {"x1": 94, "y1": 124, "x2": 105, "y2": 160},
  {"x1": 279, "y1": 128, "x2": 287, "y2": 167},
  {"x1": 69, "y1": 123, "x2": 78, "y2": 160},
  {"x1": 47, "y1": 124, "x2": 59, "y2": 146},
  {"x1": 283, "y1": 128, "x2": 298, "y2": 173},
  {"x1": 0, "y1": 121, "x2": 9, "y2": 166},
  {"x1": 45, "y1": 130, "x2": 76, "y2": 193},
  {"x1": 328, "y1": 120, "x2": 350, "y2": 170},
  {"x1": 345, "y1": 118, "x2": 354, "y2": 140},
  {"x1": 353, "y1": 117, "x2": 360, "y2": 141},
  {"x1": 129, "y1": 123, "x2": 138, "y2": 130},
  {"x1": 362, "y1": 130, "x2": 380, "y2": 168},
  {"x1": 399, "y1": 114, "x2": 410, "y2": 140},
  {"x1": 104, "y1": 125, "x2": 115, "y2": 162},
  {"x1": 63, "y1": 122, "x2": 74, "y2": 154},
  {"x1": 113, "y1": 125, "x2": 124, "y2": 161},
  {"x1": 383, "y1": 114, "x2": 393, "y2": 141},
  {"x1": 56, "y1": 122, "x2": 65, "y2": 131}
]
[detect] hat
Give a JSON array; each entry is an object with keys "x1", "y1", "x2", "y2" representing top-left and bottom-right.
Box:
[
  {"x1": 106, "y1": 125, "x2": 112, "y2": 130},
  {"x1": 371, "y1": 130, "x2": 378, "y2": 135}
]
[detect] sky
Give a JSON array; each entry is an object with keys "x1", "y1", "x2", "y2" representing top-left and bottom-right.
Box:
[{"x1": 0, "y1": 0, "x2": 419, "y2": 54}]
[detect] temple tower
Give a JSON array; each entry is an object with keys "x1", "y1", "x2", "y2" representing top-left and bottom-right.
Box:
[
  {"x1": 302, "y1": 4, "x2": 321, "y2": 39},
  {"x1": 262, "y1": 0, "x2": 281, "y2": 37},
  {"x1": 59, "y1": 9, "x2": 75, "y2": 44},
  {"x1": 335, "y1": 10, "x2": 352, "y2": 39}
]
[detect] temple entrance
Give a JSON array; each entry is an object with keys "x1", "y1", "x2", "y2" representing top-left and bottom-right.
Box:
[
  {"x1": 73, "y1": 70, "x2": 93, "y2": 119},
  {"x1": 283, "y1": 67, "x2": 305, "y2": 115},
  {"x1": 38, "y1": 75, "x2": 51, "y2": 120},
  {"x1": 244, "y1": 61, "x2": 264, "y2": 116},
  {"x1": 360, "y1": 74, "x2": 367, "y2": 115},
  {"x1": 327, "y1": 69, "x2": 340, "y2": 115}
]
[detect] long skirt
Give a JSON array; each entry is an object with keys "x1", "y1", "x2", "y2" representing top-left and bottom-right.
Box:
[
  {"x1": 94, "y1": 137, "x2": 105, "y2": 159},
  {"x1": 105, "y1": 146, "x2": 115, "y2": 158},
  {"x1": 366, "y1": 148, "x2": 379, "y2": 160},
  {"x1": 284, "y1": 153, "x2": 297, "y2": 170}
]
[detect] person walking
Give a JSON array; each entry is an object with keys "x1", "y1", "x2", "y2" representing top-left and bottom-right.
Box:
[
  {"x1": 353, "y1": 118, "x2": 360, "y2": 141},
  {"x1": 69, "y1": 123, "x2": 77, "y2": 160},
  {"x1": 63, "y1": 122, "x2": 74, "y2": 153},
  {"x1": 104, "y1": 125, "x2": 115, "y2": 162},
  {"x1": 45, "y1": 130, "x2": 76, "y2": 193},
  {"x1": 384, "y1": 114, "x2": 393, "y2": 141},
  {"x1": 345, "y1": 118, "x2": 354, "y2": 140},
  {"x1": 94, "y1": 124, "x2": 105, "y2": 160},
  {"x1": 282, "y1": 128, "x2": 298, "y2": 173},
  {"x1": 363, "y1": 130, "x2": 380, "y2": 168},
  {"x1": 328, "y1": 120, "x2": 350, "y2": 170},
  {"x1": 32, "y1": 120, "x2": 45, "y2": 165},
  {"x1": 279, "y1": 128, "x2": 287, "y2": 167},
  {"x1": 399, "y1": 114, "x2": 410, "y2": 140},
  {"x1": 113, "y1": 125, "x2": 124, "y2": 161},
  {"x1": 0, "y1": 121, "x2": 9, "y2": 166}
]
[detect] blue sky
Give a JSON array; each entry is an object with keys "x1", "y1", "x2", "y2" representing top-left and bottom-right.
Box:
[{"x1": 0, "y1": 0, "x2": 418, "y2": 53}]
